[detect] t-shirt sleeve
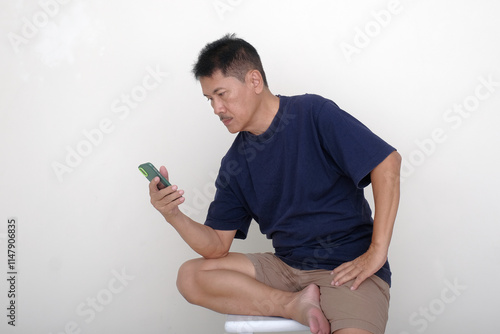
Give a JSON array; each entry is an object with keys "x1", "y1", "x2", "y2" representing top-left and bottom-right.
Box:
[
  {"x1": 316, "y1": 100, "x2": 396, "y2": 188},
  {"x1": 204, "y1": 162, "x2": 253, "y2": 239}
]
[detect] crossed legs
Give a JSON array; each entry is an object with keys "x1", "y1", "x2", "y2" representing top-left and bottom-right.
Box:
[
  {"x1": 176, "y1": 252, "x2": 331, "y2": 334},
  {"x1": 176, "y1": 253, "x2": 384, "y2": 334}
]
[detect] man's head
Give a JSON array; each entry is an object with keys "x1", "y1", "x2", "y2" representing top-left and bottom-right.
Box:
[
  {"x1": 192, "y1": 33, "x2": 268, "y2": 87},
  {"x1": 193, "y1": 34, "x2": 278, "y2": 135}
]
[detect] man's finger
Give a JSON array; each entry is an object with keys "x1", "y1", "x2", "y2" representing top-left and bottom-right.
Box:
[
  {"x1": 149, "y1": 176, "x2": 161, "y2": 193},
  {"x1": 332, "y1": 264, "x2": 357, "y2": 286},
  {"x1": 350, "y1": 274, "x2": 367, "y2": 291},
  {"x1": 159, "y1": 165, "x2": 169, "y2": 179}
]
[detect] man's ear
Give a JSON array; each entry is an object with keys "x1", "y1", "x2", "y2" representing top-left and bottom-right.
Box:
[{"x1": 246, "y1": 70, "x2": 264, "y2": 94}]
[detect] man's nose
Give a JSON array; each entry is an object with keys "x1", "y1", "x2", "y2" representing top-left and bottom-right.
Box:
[{"x1": 212, "y1": 99, "x2": 225, "y2": 115}]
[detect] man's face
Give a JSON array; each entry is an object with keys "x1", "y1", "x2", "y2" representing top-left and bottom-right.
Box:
[{"x1": 200, "y1": 70, "x2": 258, "y2": 134}]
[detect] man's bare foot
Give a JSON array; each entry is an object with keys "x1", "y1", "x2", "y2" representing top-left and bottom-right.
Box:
[{"x1": 287, "y1": 284, "x2": 330, "y2": 334}]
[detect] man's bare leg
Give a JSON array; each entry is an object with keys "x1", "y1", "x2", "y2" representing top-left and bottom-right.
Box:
[{"x1": 176, "y1": 253, "x2": 331, "y2": 334}]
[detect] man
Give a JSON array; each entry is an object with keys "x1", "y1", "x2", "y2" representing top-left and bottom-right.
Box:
[{"x1": 148, "y1": 34, "x2": 401, "y2": 334}]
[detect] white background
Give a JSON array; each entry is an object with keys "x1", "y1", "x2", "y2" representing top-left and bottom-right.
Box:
[{"x1": 1, "y1": 0, "x2": 499, "y2": 333}]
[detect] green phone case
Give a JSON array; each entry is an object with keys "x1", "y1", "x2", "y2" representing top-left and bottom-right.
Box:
[{"x1": 138, "y1": 162, "x2": 171, "y2": 189}]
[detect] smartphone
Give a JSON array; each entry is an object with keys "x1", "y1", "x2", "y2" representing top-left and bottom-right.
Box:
[{"x1": 138, "y1": 162, "x2": 171, "y2": 189}]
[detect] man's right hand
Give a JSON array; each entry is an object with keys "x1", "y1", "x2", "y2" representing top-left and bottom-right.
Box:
[
  {"x1": 148, "y1": 166, "x2": 185, "y2": 221},
  {"x1": 146, "y1": 166, "x2": 235, "y2": 259}
]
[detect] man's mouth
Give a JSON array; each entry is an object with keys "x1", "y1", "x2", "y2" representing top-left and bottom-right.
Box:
[{"x1": 220, "y1": 117, "x2": 232, "y2": 126}]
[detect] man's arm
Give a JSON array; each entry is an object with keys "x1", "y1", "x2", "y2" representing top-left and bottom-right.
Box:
[
  {"x1": 331, "y1": 150, "x2": 401, "y2": 290},
  {"x1": 149, "y1": 166, "x2": 236, "y2": 259}
]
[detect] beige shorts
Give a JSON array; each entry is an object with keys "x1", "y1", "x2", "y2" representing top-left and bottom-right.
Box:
[{"x1": 246, "y1": 252, "x2": 390, "y2": 334}]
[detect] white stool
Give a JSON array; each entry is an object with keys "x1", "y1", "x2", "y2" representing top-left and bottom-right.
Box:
[{"x1": 225, "y1": 314, "x2": 310, "y2": 333}]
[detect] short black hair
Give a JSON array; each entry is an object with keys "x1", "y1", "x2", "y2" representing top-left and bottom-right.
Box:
[{"x1": 192, "y1": 33, "x2": 268, "y2": 87}]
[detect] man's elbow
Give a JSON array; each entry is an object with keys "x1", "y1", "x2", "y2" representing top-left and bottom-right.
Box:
[
  {"x1": 201, "y1": 243, "x2": 231, "y2": 259},
  {"x1": 202, "y1": 250, "x2": 229, "y2": 260},
  {"x1": 200, "y1": 228, "x2": 234, "y2": 259}
]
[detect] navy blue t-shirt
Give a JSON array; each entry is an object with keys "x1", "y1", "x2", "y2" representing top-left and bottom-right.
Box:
[{"x1": 204, "y1": 94, "x2": 395, "y2": 286}]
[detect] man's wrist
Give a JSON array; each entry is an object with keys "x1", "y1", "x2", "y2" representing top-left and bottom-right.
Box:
[{"x1": 368, "y1": 242, "x2": 389, "y2": 258}]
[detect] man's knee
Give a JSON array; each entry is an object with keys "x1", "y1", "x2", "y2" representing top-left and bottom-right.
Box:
[
  {"x1": 176, "y1": 253, "x2": 255, "y2": 304},
  {"x1": 176, "y1": 258, "x2": 204, "y2": 304}
]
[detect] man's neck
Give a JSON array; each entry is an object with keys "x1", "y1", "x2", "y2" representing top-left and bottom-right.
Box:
[{"x1": 248, "y1": 91, "x2": 280, "y2": 135}]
